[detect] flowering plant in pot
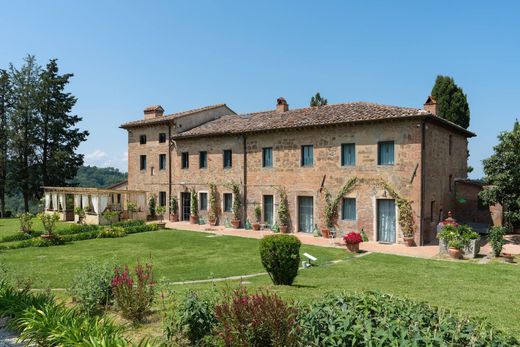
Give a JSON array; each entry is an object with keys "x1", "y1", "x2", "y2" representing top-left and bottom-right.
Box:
[
  {"x1": 208, "y1": 183, "x2": 218, "y2": 226},
  {"x1": 448, "y1": 239, "x2": 464, "y2": 259},
  {"x1": 278, "y1": 189, "x2": 289, "y2": 233},
  {"x1": 74, "y1": 207, "x2": 85, "y2": 224},
  {"x1": 189, "y1": 189, "x2": 199, "y2": 224},
  {"x1": 253, "y1": 205, "x2": 262, "y2": 231},
  {"x1": 169, "y1": 196, "x2": 178, "y2": 222},
  {"x1": 343, "y1": 232, "x2": 363, "y2": 253},
  {"x1": 155, "y1": 205, "x2": 166, "y2": 228}
]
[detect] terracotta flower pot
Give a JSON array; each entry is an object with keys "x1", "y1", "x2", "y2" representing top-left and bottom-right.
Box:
[
  {"x1": 346, "y1": 243, "x2": 360, "y2": 253},
  {"x1": 189, "y1": 215, "x2": 199, "y2": 224},
  {"x1": 252, "y1": 223, "x2": 261, "y2": 231},
  {"x1": 208, "y1": 218, "x2": 217, "y2": 226},
  {"x1": 231, "y1": 219, "x2": 240, "y2": 229},
  {"x1": 169, "y1": 214, "x2": 179, "y2": 222},
  {"x1": 403, "y1": 237, "x2": 415, "y2": 247},
  {"x1": 156, "y1": 222, "x2": 166, "y2": 229},
  {"x1": 279, "y1": 225, "x2": 288, "y2": 233},
  {"x1": 448, "y1": 248, "x2": 462, "y2": 259},
  {"x1": 321, "y1": 228, "x2": 330, "y2": 238}
]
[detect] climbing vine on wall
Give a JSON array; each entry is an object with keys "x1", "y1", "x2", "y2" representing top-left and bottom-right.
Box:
[{"x1": 323, "y1": 177, "x2": 358, "y2": 228}]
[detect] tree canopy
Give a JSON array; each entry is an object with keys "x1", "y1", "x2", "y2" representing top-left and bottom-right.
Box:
[
  {"x1": 310, "y1": 92, "x2": 328, "y2": 107},
  {"x1": 480, "y1": 120, "x2": 520, "y2": 226},
  {"x1": 431, "y1": 75, "x2": 470, "y2": 129}
]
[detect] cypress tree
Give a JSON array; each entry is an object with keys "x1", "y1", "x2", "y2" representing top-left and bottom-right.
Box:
[
  {"x1": 0, "y1": 70, "x2": 12, "y2": 217},
  {"x1": 310, "y1": 92, "x2": 328, "y2": 107},
  {"x1": 431, "y1": 75, "x2": 470, "y2": 129},
  {"x1": 9, "y1": 55, "x2": 41, "y2": 211},
  {"x1": 38, "y1": 59, "x2": 88, "y2": 189}
]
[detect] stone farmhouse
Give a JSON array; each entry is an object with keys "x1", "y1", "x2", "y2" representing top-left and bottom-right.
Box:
[{"x1": 119, "y1": 96, "x2": 480, "y2": 246}]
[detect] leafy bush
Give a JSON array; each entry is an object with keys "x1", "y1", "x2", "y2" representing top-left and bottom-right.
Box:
[
  {"x1": 58, "y1": 223, "x2": 101, "y2": 235},
  {"x1": 0, "y1": 231, "x2": 41, "y2": 243},
  {"x1": 30, "y1": 235, "x2": 65, "y2": 247},
  {"x1": 98, "y1": 226, "x2": 126, "y2": 238},
  {"x1": 439, "y1": 224, "x2": 480, "y2": 248},
  {"x1": 38, "y1": 212, "x2": 60, "y2": 235},
  {"x1": 163, "y1": 290, "x2": 216, "y2": 345},
  {"x1": 489, "y1": 226, "x2": 506, "y2": 257},
  {"x1": 214, "y1": 287, "x2": 300, "y2": 346},
  {"x1": 61, "y1": 230, "x2": 100, "y2": 242},
  {"x1": 112, "y1": 262, "x2": 155, "y2": 322},
  {"x1": 448, "y1": 239, "x2": 465, "y2": 250},
  {"x1": 113, "y1": 219, "x2": 145, "y2": 228},
  {"x1": 298, "y1": 291, "x2": 518, "y2": 346},
  {"x1": 18, "y1": 212, "x2": 34, "y2": 233},
  {"x1": 69, "y1": 260, "x2": 115, "y2": 314},
  {"x1": 149, "y1": 195, "x2": 157, "y2": 218},
  {"x1": 259, "y1": 235, "x2": 301, "y2": 285},
  {"x1": 0, "y1": 279, "x2": 54, "y2": 320},
  {"x1": 125, "y1": 223, "x2": 158, "y2": 234}
]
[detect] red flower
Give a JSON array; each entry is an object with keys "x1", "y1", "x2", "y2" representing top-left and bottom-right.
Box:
[{"x1": 343, "y1": 232, "x2": 363, "y2": 245}]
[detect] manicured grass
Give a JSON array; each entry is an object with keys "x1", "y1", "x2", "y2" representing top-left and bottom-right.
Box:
[
  {"x1": 0, "y1": 217, "x2": 69, "y2": 240},
  {"x1": 0, "y1": 229, "x2": 348, "y2": 288}
]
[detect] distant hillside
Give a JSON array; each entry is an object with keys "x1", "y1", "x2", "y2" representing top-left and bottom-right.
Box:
[
  {"x1": 5, "y1": 166, "x2": 127, "y2": 215},
  {"x1": 68, "y1": 166, "x2": 128, "y2": 188}
]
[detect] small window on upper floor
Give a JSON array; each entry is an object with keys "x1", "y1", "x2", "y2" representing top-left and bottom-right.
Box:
[
  {"x1": 199, "y1": 151, "x2": 207, "y2": 169},
  {"x1": 140, "y1": 155, "x2": 147, "y2": 170},
  {"x1": 378, "y1": 141, "x2": 394, "y2": 165},
  {"x1": 223, "y1": 150, "x2": 232, "y2": 168},
  {"x1": 262, "y1": 147, "x2": 273, "y2": 168},
  {"x1": 139, "y1": 135, "x2": 147, "y2": 145},
  {"x1": 159, "y1": 133, "x2": 167, "y2": 143},
  {"x1": 341, "y1": 143, "x2": 355, "y2": 166},
  {"x1": 181, "y1": 152, "x2": 189, "y2": 169},
  {"x1": 301, "y1": 145, "x2": 314, "y2": 167}
]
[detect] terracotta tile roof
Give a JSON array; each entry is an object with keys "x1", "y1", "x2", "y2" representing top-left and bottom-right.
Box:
[
  {"x1": 172, "y1": 102, "x2": 475, "y2": 139},
  {"x1": 120, "y1": 104, "x2": 230, "y2": 129}
]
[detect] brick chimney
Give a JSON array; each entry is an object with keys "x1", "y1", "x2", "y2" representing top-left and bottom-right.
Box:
[
  {"x1": 423, "y1": 96, "x2": 437, "y2": 115},
  {"x1": 144, "y1": 105, "x2": 164, "y2": 119},
  {"x1": 276, "y1": 97, "x2": 289, "y2": 113}
]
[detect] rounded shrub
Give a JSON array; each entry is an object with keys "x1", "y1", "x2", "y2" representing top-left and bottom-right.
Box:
[{"x1": 259, "y1": 235, "x2": 301, "y2": 285}]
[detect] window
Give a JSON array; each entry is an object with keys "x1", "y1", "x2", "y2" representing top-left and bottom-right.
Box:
[
  {"x1": 301, "y1": 145, "x2": 314, "y2": 167},
  {"x1": 181, "y1": 152, "x2": 189, "y2": 169},
  {"x1": 341, "y1": 198, "x2": 356, "y2": 220},
  {"x1": 199, "y1": 151, "x2": 207, "y2": 169},
  {"x1": 223, "y1": 193, "x2": 233, "y2": 212},
  {"x1": 449, "y1": 135, "x2": 452, "y2": 155},
  {"x1": 159, "y1": 133, "x2": 167, "y2": 143},
  {"x1": 449, "y1": 174, "x2": 453, "y2": 192},
  {"x1": 139, "y1": 135, "x2": 147, "y2": 145},
  {"x1": 223, "y1": 150, "x2": 232, "y2": 168},
  {"x1": 341, "y1": 143, "x2": 355, "y2": 166},
  {"x1": 140, "y1": 155, "x2": 147, "y2": 170},
  {"x1": 262, "y1": 147, "x2": 273, "y2": 167},
  {"x1": 199, "y1": 192, "x2": 208, "y2": 211},
  {"x1": 159, "y1": 192, "x2": 167, "y2": 207},
  {"x1": 159, "y1": 154, "x2": 166, "y2": 170},
  {"x1": 378, "y1": 141, "x2": 394, "y2": 165}
]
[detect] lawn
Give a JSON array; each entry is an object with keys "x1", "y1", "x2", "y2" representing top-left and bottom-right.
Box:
[{"x1": 1, "y1": 224, "x2": 520, "y2": 334}]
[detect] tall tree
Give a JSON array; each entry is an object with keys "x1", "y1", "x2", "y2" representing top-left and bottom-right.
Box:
[
  {"x1": 480, "y1": 120, "x2": 520, "y2": 227},
  {"x1": 9, "y1": 55, "x2": 41, "y2": 211},
  {"x1": 431, "y1": 75, "x2": 470, "y2": 129},
  {"x1": 0, "y1": 70, "x2": 12, "y2": 217},
  {"x1": 310, "y1": 92, "x2": 328, "y2": 107},
  {"x1": 38, "y1": 59, "x2": 88, "y2": 188}
]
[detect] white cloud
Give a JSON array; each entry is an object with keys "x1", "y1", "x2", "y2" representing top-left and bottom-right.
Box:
[
  {"x1": 83, "y1": 149, "x2": 127, "y2": 172},
  {"x1": 85, "y1": 149, "x2": 107, "y2": 160}
]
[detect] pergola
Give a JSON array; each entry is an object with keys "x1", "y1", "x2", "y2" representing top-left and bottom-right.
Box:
[{"x1": 42, "y1": 186, "x2": 148, "y2": 225}]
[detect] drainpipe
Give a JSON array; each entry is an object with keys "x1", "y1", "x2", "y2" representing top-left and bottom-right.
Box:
[
  {"x1": 420, "y1": 120, "x2": 426, "y2": 246},
  {"x1": 242, "y1": 135, "x2": 247, "y2": 224}
]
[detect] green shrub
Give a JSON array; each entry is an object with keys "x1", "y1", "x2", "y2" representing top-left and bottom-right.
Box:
[
  {"x1": 0, "y1": 280, "x2": 54, "y2": 320},
  {"x1": 62, "y1": 230, "x2": 100, "y2": 242},
  {"x1": 98, "y1": 226, "x2": 126, "y2": 238},
  {"x1": 30, "y1": 235, "x2": 65, "y2": 247},
  {"x1": 163, "y1": 290, "x2": 216, "y2": 345},
  {"x1": 259, "y1": 235, "x2": 301, "y2": 285},
  {"x1": 214, "y1": 287, "x2": 300, "y2": 346},
  {"x1": 113, "y1": 219, "x2": 145, "y2": 228},
  {"x1": 489, "y1": 226, "x2": 506, "y2": 257},
  {"x1": 58, "y1": 223, "x2": 101, "y2": 235},
  {"x1": 18, "y1": 212, "x2": 34, "y2": 233},
  {"x1": 298, "y1": 291, "x2": 519, "y2": 346},
  {"x1": 0, "y1": 231, "x2": 41, "y2": 243},
  {"x1": 69, "y1": 260, "x2": 115, "y2": 314}
]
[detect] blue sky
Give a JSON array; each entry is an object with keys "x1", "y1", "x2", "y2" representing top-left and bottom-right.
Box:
[{"x1": 1, "y1": 1, "x2": 518, "y2": 177}]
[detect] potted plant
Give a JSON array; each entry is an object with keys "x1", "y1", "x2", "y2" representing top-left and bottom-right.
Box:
[
  {"x1": 189, "y1": 189, "x2": 199, "y2": 224},
  {"x1": 253, "y1": 205, "x2": 262, "y2": 231},
  {"x1": 278, "y1": 189, "x2": 289, "y2": 233},
  {"x1": 226, "y1": 182, "x2": 241, "y2": 229},
  {"x1": 459, "y1": 225, "x2": 480, "y2": 258},
  {"x1": 169, "y1": 196, "x2": 179, "y2": 222},
  {"x1": 74, "y1": 207, "x2": 86, "y2": 224},
  {"x1": 38, "y1": 212, "x2": 60, "y2": 241},
  {"x1": 322, "y1": 189, "x2": 337, "y2": 239},
  {"x1": 127, "y1": 201, "x2": 138, "y2": 220},
  {"x1": 155, "y1": 205, "x2": 166, "y2": 228},
  {"x1": 489, "y1": 226, "x2": 506, "y2": 258},
  {"x1": 448, "y1": 239, "x2": 464, "y2": 259},
  {"x1": 208, "y1": 184, "x2": 218, "y2": 226},
  {"x1": 343, "y1": 232, "x2": 363, "y2": 253},
  {"x1": 502, "y1": 252, "x2": 514, "y2": 263},
  {"x1": 148, "y1": 195, "x2": 157, "y2": 221},
  {"x1": 102, "y1": 209, "x2": 120, "y2": 226},
  {"x1": 397, "y1": 198, "x2": 415, "y2": 247}
]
